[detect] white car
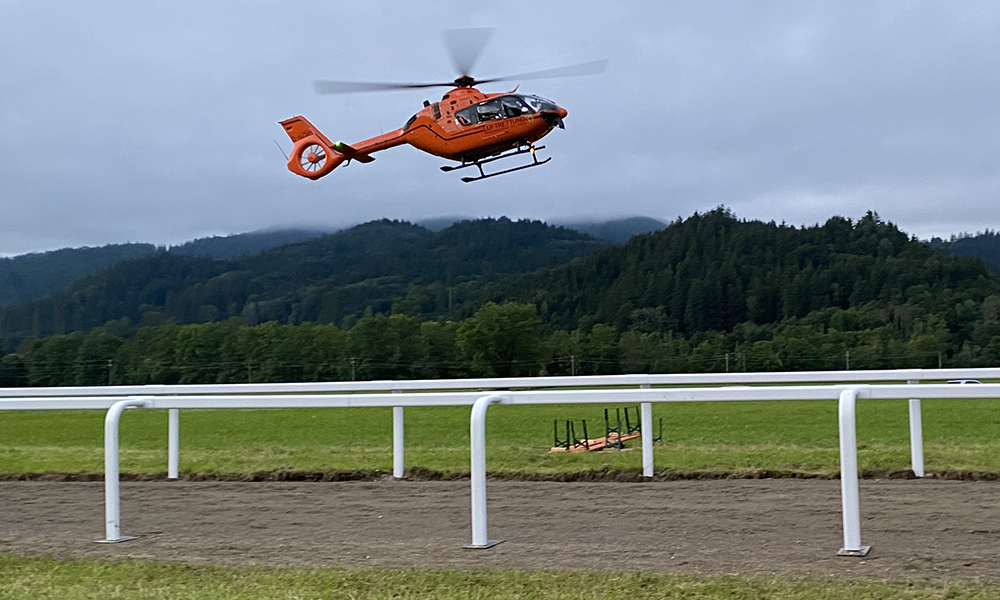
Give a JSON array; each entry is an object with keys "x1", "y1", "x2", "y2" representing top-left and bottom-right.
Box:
[{"x1": 946, "y1": 379, "x2": 981, "y2": 384}]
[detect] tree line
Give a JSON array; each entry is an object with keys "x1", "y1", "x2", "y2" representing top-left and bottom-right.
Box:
[{"x1": 4, "y1": 297, "x2": 1000, "y2": 388}]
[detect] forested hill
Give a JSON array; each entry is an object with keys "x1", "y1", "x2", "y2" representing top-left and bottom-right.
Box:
[
  {"x1": 0, "y1": 243, "x2": 157, "y2": 308},
  {"x1": 928, "y1": 231, "x2": 1000, "y2": 272},
  {"x1": 463, "y1": 209, "x2": 998, "y2": 333},
  {"x1": 0, "y1": 218, "x2": 604, "y2": 350},
  {"x1": 0, "y1": 228, "x2": 332, "y2": 309}
]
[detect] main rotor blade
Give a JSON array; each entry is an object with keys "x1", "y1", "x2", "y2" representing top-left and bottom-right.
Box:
[
  {"x1": 443, "y1": 27, "x2": 495, "y2": 76},
  {"x1": 476, "y1": 59, "x2": 609, "y2": 85},
  {"x1": 313, "y1": 80, "x2": 456, "y2": 95}
]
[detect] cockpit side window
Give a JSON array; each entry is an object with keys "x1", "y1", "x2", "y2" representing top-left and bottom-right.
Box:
[
  {"x1": 455, "y1": 105, "x2": 478, "y2": 126},
  {"x1": 455, "y1": 97, "x2": 525, "y2": 126},
  {"x1": 476, "y1": 98, "x2": 503, "y2": 121},
  {"x1": 500, "y1": 95, "x2": 531, "y2": 118}
]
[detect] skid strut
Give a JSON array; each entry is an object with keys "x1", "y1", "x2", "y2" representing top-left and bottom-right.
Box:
[{"x1": 440, "y1": 145, "x2": 551, "y2": 183}]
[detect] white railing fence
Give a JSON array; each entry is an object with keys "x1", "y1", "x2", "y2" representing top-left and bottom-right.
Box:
[
  {"x1": 4, "y1": 367, "x2": 1000, "y2": 481},
  {"x1": 2, "y1": 369, "x2": 999, "y2": 556}
]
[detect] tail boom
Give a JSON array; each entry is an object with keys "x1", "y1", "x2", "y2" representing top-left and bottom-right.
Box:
[{"x1": 279, "y1": 116, "x2": 407, "y2": 180}]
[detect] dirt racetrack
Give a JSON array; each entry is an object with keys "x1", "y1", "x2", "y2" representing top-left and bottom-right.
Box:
[{"x1": 2, "y1": 479, "x2": 999, "y2": 579}]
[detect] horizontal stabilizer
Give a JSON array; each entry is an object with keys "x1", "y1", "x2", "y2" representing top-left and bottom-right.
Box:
[{"x1": 333, "y1": 142, "x2": 376, "y2": 163}]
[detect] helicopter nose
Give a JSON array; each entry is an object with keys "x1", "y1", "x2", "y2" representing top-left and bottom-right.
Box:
[{"x1": 540, "y1": 107, "x2": 568, "y2": 129}]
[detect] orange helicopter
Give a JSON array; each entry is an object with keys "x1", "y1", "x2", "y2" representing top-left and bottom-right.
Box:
[{"x1": 279, "y1": 29, "x2": 606, "y2": 183}]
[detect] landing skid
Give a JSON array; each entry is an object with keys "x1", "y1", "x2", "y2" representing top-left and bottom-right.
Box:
[{"x1": 440, "y1": 145, "x2": 551, "y2": 183}]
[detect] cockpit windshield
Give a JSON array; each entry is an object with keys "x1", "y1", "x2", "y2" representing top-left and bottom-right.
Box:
[
  {"x1": 522, "y1": 95, "x2": 558, "y2": 113},
  {"x1": 455, "y1": 94, "x2": 557, "y2": 126}
]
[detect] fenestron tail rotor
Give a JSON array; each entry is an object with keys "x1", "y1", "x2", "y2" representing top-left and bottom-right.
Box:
[
  {"x1": 299, "y1": 143, "x2": 328, "y2": 173},
  {"x1": 311, "y1": 28, "x2": 606, "y2": 95}
]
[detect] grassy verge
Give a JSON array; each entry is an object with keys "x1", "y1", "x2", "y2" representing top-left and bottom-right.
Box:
[
  {"x1": 2, "y1": 399, "x2": 1000, "y2": 475},
  {"x1": 1, "y1": 555, "x2": 997, "y2": 600}
]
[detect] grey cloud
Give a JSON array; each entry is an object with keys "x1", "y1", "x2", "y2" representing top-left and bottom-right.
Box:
[{"x1": 2, "y1": 1, "x2": 1000, "y2": 255}]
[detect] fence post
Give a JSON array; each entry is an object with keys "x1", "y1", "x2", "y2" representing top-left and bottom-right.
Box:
[
  {"x1": 907, "y1": 380, "x2": 924, "y2": 477},
  {"x1": 168, "y1": 409, "x2": 179, "y2": 479},
  {"x1": 640, "y1": 383, "x2": 653, "y2": 477},
  {"x1": 466, "y1": 393, "x2": 507, "y2": 549},
  {"x1": 837, "y1": 388, "x2": 870, "y2": 556},
  {"x1": 100, "y1": 397, "x2": 151, "y2": 543},
  {"x1": 392, "y1": 404, "x2": 405, "y2": 479}
]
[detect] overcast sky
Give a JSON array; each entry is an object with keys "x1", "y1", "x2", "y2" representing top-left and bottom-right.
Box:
[{"x1": 2, "y1": 1, "x2": 999, "y2": 256}]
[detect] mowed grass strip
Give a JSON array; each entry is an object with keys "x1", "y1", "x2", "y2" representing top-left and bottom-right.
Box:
[
  {"x1": 1, "y1": 556, "x2": 997, "y2": 600},
  {"x1": 2, "y1": 399, "x2": 1000, "y2": 475}
]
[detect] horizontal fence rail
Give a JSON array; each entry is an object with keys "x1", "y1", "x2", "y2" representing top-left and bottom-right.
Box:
[{"x1": 3, "y1": 367, "x2": 1000, "y2": 398}]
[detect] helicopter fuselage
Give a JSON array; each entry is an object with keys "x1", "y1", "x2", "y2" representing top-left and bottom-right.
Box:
[{"x1": 280, "y1": 87, "x2": 568, "y2": 180}]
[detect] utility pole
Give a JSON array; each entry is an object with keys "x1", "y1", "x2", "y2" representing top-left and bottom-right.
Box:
[
  {"x1": 724, "y1": 352, "x2": 730, "y2": 373},
  {"x1": 570, "y1": 354, "x2": 576, "y2": 376},
  {"x1": 350, "y1": 357, "x2": 357, "y2": 381},
  {"x1": 845, "y1": 350, "x2": 851, "y2": 370},
  {"x1": 938, "y1": 351, "x2": 943, "y2": 369},
  {"x1": 247, "y1": 360, "x2": 253, "y2": 383},
  {"x1": 107, "y1": 359, "x2": 115, "y2": 386}
]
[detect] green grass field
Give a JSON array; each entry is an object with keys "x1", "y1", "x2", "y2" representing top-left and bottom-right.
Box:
[
  {"x1": 0, "y1": 556, "x2": 997, "y2": 600},
  {"x1": 3, "y1": 397, "x2": 1000, "y2": 475}
]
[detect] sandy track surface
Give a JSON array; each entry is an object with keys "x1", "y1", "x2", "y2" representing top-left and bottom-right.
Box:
[{"x1": 2, "y1": 479, "x2": 998, "y2": 579}]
